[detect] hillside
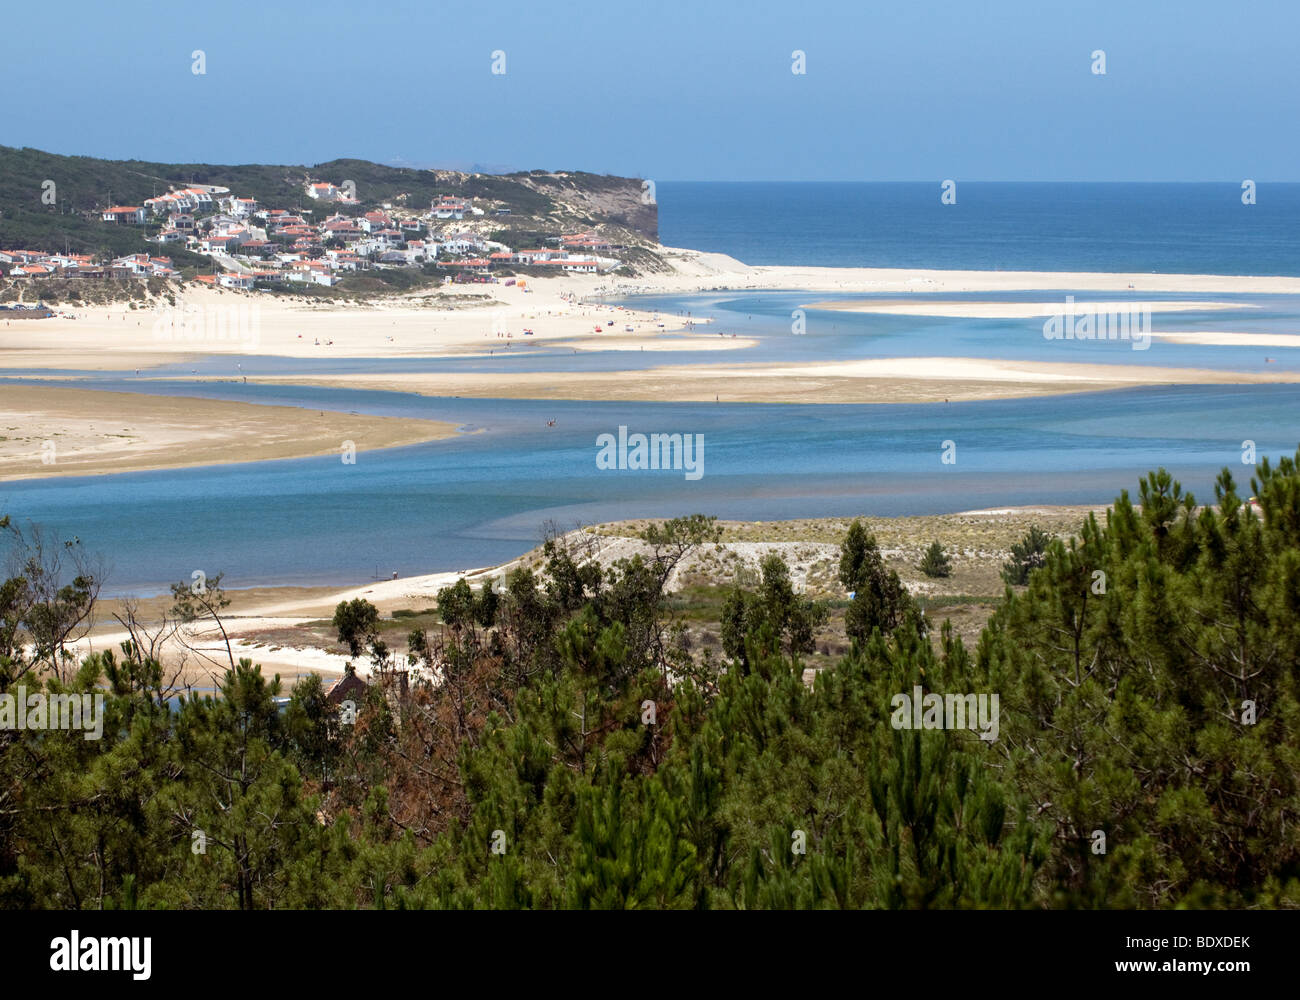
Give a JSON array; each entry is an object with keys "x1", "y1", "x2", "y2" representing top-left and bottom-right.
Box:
[{"x1": 0, "y1": 145, "x2": 658, "y2": 259}]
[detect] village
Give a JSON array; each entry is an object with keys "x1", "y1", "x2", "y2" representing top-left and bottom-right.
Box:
[{"x1": 0, "y1": 181, "x2": 624, "y2": 291}]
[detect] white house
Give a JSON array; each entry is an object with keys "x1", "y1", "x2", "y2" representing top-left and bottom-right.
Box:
[
  {"x1": 180, "y1": 188, "x2": 215, "y2": 209},
  {"x1": 513, "y1": 248, "x2": 564, "y2": 264},
  {"x1": 306, "y1": 182, "x2": 356, "y2": 203},
  {"x1": 222, "y1": 196, "x2": 258, "y2": 218},
  {"x1": 431, "y1": 196, "x2": 470, "y2": 220},
  {"x1": 102, "y1": 206, "x2": 146, "y2": 224},
  {"x1": 218, "y1": 273, "x2": 256, "y2": 291}
]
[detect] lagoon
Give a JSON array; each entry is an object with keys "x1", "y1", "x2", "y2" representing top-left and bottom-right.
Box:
[{"x1": 2, "y1": 381, "x2": 1296, "y2": 594}]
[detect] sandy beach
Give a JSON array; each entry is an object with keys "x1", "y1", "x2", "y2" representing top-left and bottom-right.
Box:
[
  {"x1": 0, "y1": 384, "x2": 457, "y2": 481},
  {"x1": 0, "y1": 279, "x2": 728, "y2": 371},
  {"x1": 5, "y1": 251, "x2": 1300, "y2": 373},
  {"x1": 231, "y1": 356, "x2": 1297, "y2": 405},
  {"x1": 73, "y1": 561, "x2": 520, "y2": 685},
  {"x1": 654, "y1": 250, "x2": 1300, "y2": 295}
]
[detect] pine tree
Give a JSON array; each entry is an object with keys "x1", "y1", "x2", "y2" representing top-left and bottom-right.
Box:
[
  {"x1": 1000, "y1": 526, "x2": 1052, "y2": 585},
  {"x1": 838, "y1": 519, "x2": 919, "y2": 641},
  {"x1": 919, "y1": 541, "x2": 952, "y2": 578}
]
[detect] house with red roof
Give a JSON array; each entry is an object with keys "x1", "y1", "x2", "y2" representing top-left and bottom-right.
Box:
[
  {"x1": 306, "y1": 182, "x2": 355, "y2": 203},
  {"x1": 102, "y1": 206, "x2": 146, "y2": 224},
  {"x1": 432, "y1": 196, "x2": 470, "y2": 220}
]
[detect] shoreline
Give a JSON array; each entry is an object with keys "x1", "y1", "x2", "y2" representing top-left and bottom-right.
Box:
[
  {"x1": 5, "y1": 252, "x2": 1300, "y2": 372},
  {"x1": 3, "y1": 252, "x2": 1298, "y2": 478},
  {"x1": 76, "y1": 504, "x2": 1103, "y2": 684},
  {"x1": 0, "y1": 384, "x2": 458, "y2": 482}
]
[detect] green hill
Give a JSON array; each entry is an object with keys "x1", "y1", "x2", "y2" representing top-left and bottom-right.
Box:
[{"x1": 0, "y1": 145, "x2": 658, "y2": 261}]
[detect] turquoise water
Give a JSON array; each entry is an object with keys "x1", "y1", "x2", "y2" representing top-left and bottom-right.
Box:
[
  {"x1": 3, "y1": 382, "x2": 1297, "y2": 594},
  {"x1": 618, "y1": 290, "x2": 1300, "y2": 375}
]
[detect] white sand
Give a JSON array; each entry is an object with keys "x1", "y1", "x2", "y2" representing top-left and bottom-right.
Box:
[
  {"x1": 804, "y1": 300, "x2": 1255, "y2": 318},
  {"x1": 7, "y1": 251, "x2": 1299, "y2": 374},
  {"x1": 1148, "y1": 331, "x2": 1300, "y2": 347}
]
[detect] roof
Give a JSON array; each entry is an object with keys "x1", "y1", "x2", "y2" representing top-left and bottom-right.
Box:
[{"x1": 325, "y1": 671, "x2": 369, "y2": 705}]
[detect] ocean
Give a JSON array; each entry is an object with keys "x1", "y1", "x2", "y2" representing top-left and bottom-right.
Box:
[{"x1": 656, "y1": 182, "x2": 1300, "y2": 275}]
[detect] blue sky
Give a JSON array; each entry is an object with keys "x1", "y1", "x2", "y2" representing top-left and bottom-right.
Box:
[{"x1": 2, "y1": 0, "x2": 1296, "y2": 180}]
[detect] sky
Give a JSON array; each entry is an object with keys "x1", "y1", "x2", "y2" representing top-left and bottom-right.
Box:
[{"x1": 1, "y1": 0, "x2": 1297, "y2": 181}]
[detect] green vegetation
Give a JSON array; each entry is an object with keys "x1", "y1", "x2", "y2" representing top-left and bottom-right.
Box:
[
  {"x1": 332, "y1": 598, "x2": 381, "y2": 658},
  {"x1": 919, "y1": 540, "x2": 952, "y2": 578},
  {"x1": 839, "y1": 518, "x2": 922, "y2": 641},
  {"x1": 1000, "y1": 525, "x2": 1053, "y2": 585},
  {"x1": 3, "y1": 453, "x2": 1300, "y2": 909},
  {"x1": 721, "y1": 553, "x2": 828, "y2": 665}
]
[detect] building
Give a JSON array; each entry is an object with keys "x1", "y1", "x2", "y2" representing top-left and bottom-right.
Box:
[
  {"x1": 442, "y1": 258, "x2": 491, "y2": 274},
  {"x1": 513, "y1": 248, "x2": 564, "y2": 264},
  {"x1": 222, "y1": 196, "x2": 258, "y2": 218},
  {"x1": 562, "y1": 233, "x2": 614, "y2": 251},
  {"x1": 325, "y1": 665, "x2": 370, "y2": 706},
  {"x1": 306, "y1": 182, "x2": 356, "y2": 203},
  {"x1": 234, "y1": 240, "x2": 279, "y2": 257},
  {"x1": 360, "y1": 210, "x2": 394, "y2": 232},
  {"x1": 102, "y1": 206, "x2": 146, "y2": 224},
  {"x1": 431, "y1": 195, "x2": 470, "y2": 220},
  {"x1": 218, "y1": 273, "x2": 256, "y2": 291}
]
